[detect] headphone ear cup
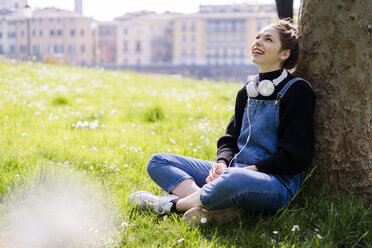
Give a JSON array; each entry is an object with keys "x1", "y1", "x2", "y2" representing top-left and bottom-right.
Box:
[
  {"x1": 258, "y1": 80, "x2": 275, "y2": 96},
  {"x1": 246, "y1": 82, "x2": 259, "y2": 98}
]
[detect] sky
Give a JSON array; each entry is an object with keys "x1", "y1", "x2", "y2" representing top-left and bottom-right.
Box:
[{"x1": 27, "y1": 0, "x2": 301, "y2": 21}]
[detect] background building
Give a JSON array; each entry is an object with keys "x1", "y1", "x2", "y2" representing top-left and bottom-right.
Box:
[
  {"x1": 0, "y1": 0, "x2": 27, "y2": 10},
  {"x1": 0, "y1": 7, "x2": 97, "y2": 65},
  {"x1": 173, "y1": 4, "x2": 276, "y2": 66},
  {"x1": 97, "y1": 21, "x2": 118, "y2": 66},
  {"x1": 116, "y1": 12, "x2": 180, "y2": 66}
]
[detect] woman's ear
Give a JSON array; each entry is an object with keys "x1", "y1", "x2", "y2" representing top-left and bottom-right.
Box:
[{"x1": 280, "y1": 49, "x2": 290, "y2": 61}]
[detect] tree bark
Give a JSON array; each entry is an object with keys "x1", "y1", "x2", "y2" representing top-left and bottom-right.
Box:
[{"x1": 295, "y1": 0, "x2": 372, "y2": 199}]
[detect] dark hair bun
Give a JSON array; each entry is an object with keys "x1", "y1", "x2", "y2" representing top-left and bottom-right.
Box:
[{"x1": 273, "y1": 19, "x2": 299, "y2": 70}]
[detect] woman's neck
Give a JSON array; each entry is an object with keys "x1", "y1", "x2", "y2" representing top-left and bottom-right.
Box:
[{"x1": 258, "y1": 65, "x2": 282, "y2": 73}]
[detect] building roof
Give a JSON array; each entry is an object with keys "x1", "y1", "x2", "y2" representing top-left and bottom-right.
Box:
[
  {"x1": 3, "y1": 7, "x2": 89, "y2": 20},
  {"x1": 173, "y1": 11, "x2": 276, "y2": 20}
]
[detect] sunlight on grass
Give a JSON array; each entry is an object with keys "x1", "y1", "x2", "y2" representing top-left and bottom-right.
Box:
[{"x1": 0, "y1": 61, "x2": 370, "y2": 247}]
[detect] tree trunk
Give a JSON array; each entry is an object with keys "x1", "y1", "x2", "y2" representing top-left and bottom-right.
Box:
[{"x1": 295, "y1": 0, "x2": 372, "y2": 199}]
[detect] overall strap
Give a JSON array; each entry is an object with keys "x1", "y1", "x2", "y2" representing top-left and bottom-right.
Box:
[{"x1": 277, "y1": 77, "x2": 312, "y2": 98}]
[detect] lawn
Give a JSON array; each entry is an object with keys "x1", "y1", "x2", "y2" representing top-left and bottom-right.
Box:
[{"x1": 0, "y1": 61, "x2": 370, "y2": 247}]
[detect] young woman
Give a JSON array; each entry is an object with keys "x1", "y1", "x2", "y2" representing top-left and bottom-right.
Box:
[{"x1": 129, "y1": 19, "x2": 315, "y2": 226}]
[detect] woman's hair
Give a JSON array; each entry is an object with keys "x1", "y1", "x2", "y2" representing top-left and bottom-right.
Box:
[{"x1": 271, "y1": 19, "x2": 299, "y2": 70}]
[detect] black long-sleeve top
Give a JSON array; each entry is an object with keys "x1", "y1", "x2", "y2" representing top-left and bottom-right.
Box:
[{"x1": 216, "y1": 70, "x2": 315, "y2": 175}]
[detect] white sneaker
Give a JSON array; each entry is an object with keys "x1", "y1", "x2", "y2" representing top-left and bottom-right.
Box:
[{"x1": 128, "y1": 191, "x2": 179, "y2": 214}]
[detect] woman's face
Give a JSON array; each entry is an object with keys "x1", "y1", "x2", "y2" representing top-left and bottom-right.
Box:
[{"x1": 251, "y1": 26, "x2": 289, "y2": 73}]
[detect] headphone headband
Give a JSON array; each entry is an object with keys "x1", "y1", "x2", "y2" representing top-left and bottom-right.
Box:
[{"x1": 246, "y1": 69, "x2": 288, "y2": 98}]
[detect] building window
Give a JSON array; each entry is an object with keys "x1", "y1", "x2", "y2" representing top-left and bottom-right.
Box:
[
  {"x1": 10, "y1": 45, "x2": 15, "y2": 53},
  {"x1": 135, "y1": 41, "x2": 141, "y2": 53},
  {"x1": 181, "y1": 21, "x2": 187, "y2": 31},
  {"x1": 20, "y1": 45, "x2": 27, "y2": 53},
  {"x1": 191, "y1": 21, "x2": 196, "y2": 31},
  {"x1": 57, "y1": 29, "x2": 62, "y2": 36},
  {"x1": 182, "y1": 35, "x2": 187, "y2": 44},
  {"x1": 81, "y1": 30, "x2": 84, "y2": 36},
  {"x1": 21, "y1": 30, "x2": 25, "y2": 37},
  {"x1": 32, "y1": 45, "x2": 41, "y2": 55},
  {"x1": 68, "y1": 45, "x2": 76, "y2": 54},
  {"x1": 52, "y1": 45, "x2": 64, "y2": 53},
  {"x1": 70, "y1": 29, "x2": 75, "y2": 36},
  {"x1": 32, "y1": 30, "x2": 36, "y2": 37},
  {"x1": 181, "y1": 48, "x2": 186, "y2": 57},
  {"x1": 39, "y1": 30, "x2": 43, "y2": 37},
  {"x1": 223, "y1": 48, "x2": 228, "y2": 58},
  {"x1": 240, "y1": 48, "x2": 245, "y2": 58},
  {"x1": 123, "y1": 41, "x2": 128, "y2": 52},
  {"x1": 191, "y1": 48, "x2": 195, "y2": 57},
  {"x1": 81, "y1": 45, "x2": 85, "y2": 53},
  {"x1": 50, "y1": 30, "x2": 54, "y2": 36},
  {"x1": 8, "y1": 32, "x2": 16, "y2": 38},
  {"x1": 191, "y1": 35, "x2": 195, "y2": 43}
]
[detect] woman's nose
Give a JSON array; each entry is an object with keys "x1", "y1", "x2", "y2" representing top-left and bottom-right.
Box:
[{"x1": 254, "y1": 38, "x2": 262, "y2": 46}]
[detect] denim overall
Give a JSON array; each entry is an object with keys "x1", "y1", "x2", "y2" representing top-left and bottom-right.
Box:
[{"x1": 147, "y1": 78, "x2": 306, "y2": 213}]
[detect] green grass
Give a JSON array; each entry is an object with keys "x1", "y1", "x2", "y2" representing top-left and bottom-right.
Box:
[{"x1": 0, "y1": 61, "x2": 370, "y2": 247}]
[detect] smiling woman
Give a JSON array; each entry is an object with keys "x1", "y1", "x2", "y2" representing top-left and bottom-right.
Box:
[{"x1": 129, "y1": 19, "x2": 316, "y2": 227}]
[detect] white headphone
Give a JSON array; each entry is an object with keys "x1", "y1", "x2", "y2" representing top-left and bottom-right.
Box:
[{"x1": 246, "y1": 69, "x2": 288, "y2": 98}]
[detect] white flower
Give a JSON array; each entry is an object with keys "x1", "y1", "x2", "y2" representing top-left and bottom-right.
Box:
[
  {"x1": 317, "y1": 234, "x2": 322, "y2": 239},
  {"x1": 123, "y1": 164, "x2": 128, "y2": 167},
  {"x1": 121, "y1": 222, "x2": 128, "y2": 227},
  {"x1": 200, "y1": 218, "x2": 207, "y2": 224},
  {"x1": 315, "y1": 228, "x2": 319, "y2": 232},
  {"x1": 89, "y1": 166, "x2": 93, "y2": 170},
  {"x1": 177, "y1": 238, "x2": 184, "y2": 243},
  {"x1": 163, "y1": 215, "x2": 168, "y2": 221},
  {"x1": 260, "y1": 233, "x2": 265, "y2": 239},
  {"x1": 109, "y1": 166, "x2": 113, "y2": 170},
  {"x1": 22, "y1": 132, "x2": 27, "y2": 136},
  {"x1": 291, "y1": 225, "x2": 299, "y2": 232},
  {"x1": 273, "y1": 231, "x2": 278, "y2": 235}
]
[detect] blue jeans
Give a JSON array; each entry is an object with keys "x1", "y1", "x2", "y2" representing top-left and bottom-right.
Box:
[{"x1": 147, "y1": 153, "x2": 302, "y2": 213}]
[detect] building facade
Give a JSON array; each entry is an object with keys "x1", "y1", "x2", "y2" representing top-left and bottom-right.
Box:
[
  {"x1": 173, "y1": 4, "x2": 277, "y2": 66},
  {"x1": 97, "y1": 21, "x2": 118, "y2": 65},
  {"x1": 116, "y1": 13, "x2": 179, "y2": 66},
  {"x1": 0, "y1": 7, "x2": 97, "y2": 65},
  {"x1": 0, "y1": 0, "x2": 27, "y2": 10}
]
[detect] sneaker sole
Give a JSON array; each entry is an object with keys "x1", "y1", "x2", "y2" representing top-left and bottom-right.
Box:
[{"x1": 183, "y1": 206, "x2": 238, "y2": 226}]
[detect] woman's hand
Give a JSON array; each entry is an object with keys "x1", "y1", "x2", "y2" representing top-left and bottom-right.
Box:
[{"x1": 206, "y1": 162, "x2": 229, "y2": 183}]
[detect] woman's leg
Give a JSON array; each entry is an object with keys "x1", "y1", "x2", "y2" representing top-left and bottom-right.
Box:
[
  {"x1": 175, "y1": 189, "x2": 203, "y2": 211},
  {"x1": 199, "y1": 168, "x2": 300, "y2": 213},
  {"x1": 146, "y1": 153, "x2": 212, "y2": 197}
]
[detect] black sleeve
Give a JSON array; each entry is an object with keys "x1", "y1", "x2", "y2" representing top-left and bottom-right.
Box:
[
  {"x1": 216, "y1": 86, "x2": 247, "y2": 166},
  {"x1": 255, "y1": 80, "x2": 316, "y2": 174}
]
